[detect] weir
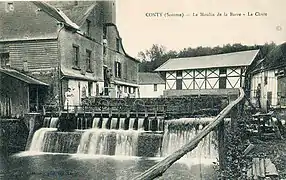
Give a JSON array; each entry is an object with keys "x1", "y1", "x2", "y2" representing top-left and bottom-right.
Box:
[
  {"x1": 16, "y1": 95, "x2": 232, "y2": 179},
  {"x1": 26, "y1": 116, "x2": 218, "y2": 161},
  {"x1": 161, "y1": 118, "x2": 218, "y2": 160}
]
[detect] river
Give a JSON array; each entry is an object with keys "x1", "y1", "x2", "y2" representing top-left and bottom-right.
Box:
[{"x1": 0, "y1": 151, "x2": 218, "y2": 180}]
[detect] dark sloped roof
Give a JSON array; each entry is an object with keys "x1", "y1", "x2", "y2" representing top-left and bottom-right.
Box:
[
  {"x1": 139, "y1": 73, "x2": 165, "y2": 85},
  {"x1": 263, "y1": 42, "x2": 286, "y2": 70},
  {"x1": 155, "y1": 50, "x2": 259, "y2": 71},
  {"x1": 0, "y1": 1, "x2": 58, "y2": 40},
  {"x1": 33, "y1": 1, "x2": 79, "y2": 29},
  {"x1": 0, "y1": 68, "x2": 49, "y2": 86},
  {"x1": 47, "y1": 1, "x2": 97, "y2": 26}
]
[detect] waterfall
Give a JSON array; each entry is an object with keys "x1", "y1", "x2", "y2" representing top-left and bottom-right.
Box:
[
  {"x1": 29, "y1": 128, "x2": 57, "y2": 151},
  {"x1": 49, "y1": 117, "x2": 59, "y2": 128},
  {"x1": 110, "y1": 118, "x2": 118, "y2": 129},
  {"x1": 129, "y1": 118, "x2": 135, "y2": 130},
  {"x1": 137, "y1": 118, "x2": 145, "y2": 130},
  {"x1": 92, "y1": 117, "x2": 99, "y2": 128},
  {"x1": 161, "y1": 118, "x2": 218, "y2": 160},
  {"x1": 101, "y1": 118, "x2": 109, "y2": 129},
  {"x1": 77, "y1": 129, "x2": 139, "y2": 156},
  {"x1": 118, "y1": 118, "x2": 125, "y2": 130},
  {"x1": 43, "y1": 117, "x2": 51, "y2": 127}
]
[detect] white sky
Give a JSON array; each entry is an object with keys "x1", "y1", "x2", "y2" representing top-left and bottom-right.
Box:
[{"x1": 116, "y1": 0, "x2": 286, "y2": 58}]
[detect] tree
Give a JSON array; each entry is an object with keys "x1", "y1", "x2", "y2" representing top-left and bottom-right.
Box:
[{"x1": 138, "y1": 43, "x2": 277, "y2": 73}]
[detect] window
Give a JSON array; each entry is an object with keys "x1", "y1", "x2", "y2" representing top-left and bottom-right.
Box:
[
  {"x1": 86, "y1": 19, "x2": 91, "y2": 37},
  {"x1": 103, "y1": 46, "x2": 106, "y2": 56},
  {"x1": 95, "y1": 83, "x2": 99, "y2": 96},
  {"x1": 219, "y1": 77, "x2": 227, "y2": 89},
  {"x1": 73, "y1": 45, "x2": 80, "y2": 69},
  {"x1": 154, "y1": 84, "x2": 158, "y2": 92},
  {"x1": 6, "y1": 2, "x2": 14, "y2": 12},
  {"x1": 114, "y1": 61, "x2": 122, "y2": 78},
  {"x1": 116, "y1": 38, "x2": 120, "y2": 52},
  {"x1": 103, "y1": 26, "x2": 107, "y2": 39},
  {"x1": 219, "y1": 68, "x2": 227, "y2": 75},
  {"x1": 176, "y1": 79, "x2": 182, "y2": 90},
  {"x1": 176, "y1": 71, "x2": 182, "y2": 78},
  {"x1": 86, "y1": 50, "x2": 92, "y2": 72},
  {"x1": 88, "y1": 82, "x2": 93, "y2": 96},
  {"x1": 0, "y1": 53, "x2": 10, "y2": 68}
]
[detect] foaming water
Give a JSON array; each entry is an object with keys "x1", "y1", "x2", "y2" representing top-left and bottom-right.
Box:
[
  {"x1": 129, "y1": 118, "x2": 135, "y2": 129},
  {"x1": 49, "y1": 117, "x2": 59, "y2": 128},
  {"x1": 29, "y1": 128, "x2": 57, "y2": 151},
  {"x1": 13, "y1": 151, "x2": 70, "y2": 157},
  {"x1": 77, "y1": 129, "x2": 140, "y2": 156},
  {"x1": 161, "y1": 118, "x2": 218, "y2": 160}
]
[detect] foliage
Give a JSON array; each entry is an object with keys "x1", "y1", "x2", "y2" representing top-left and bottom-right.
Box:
[
  {"x1": 138, "y1": 42, "x2": 277, "y2": 72},
  {"x1": 217, "y1": 110, "x2": 253, "y2": 179}
]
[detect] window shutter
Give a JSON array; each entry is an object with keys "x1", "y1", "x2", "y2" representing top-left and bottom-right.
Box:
[
  {"x1": 118, "y1": 62, "x2": 122, "y2": 78},
  {"x1": 124, "y1": 62, "x2": 127, "y2": 79},
  {"x1": 114, "y1": 62, "x2": 117, "y2": 77}
]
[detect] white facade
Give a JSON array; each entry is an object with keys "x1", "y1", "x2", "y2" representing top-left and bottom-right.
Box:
[
  {"x1": 165, "y1": 67, "x2": 246, "y2": 90},
  {"x1": 250, "y1": 70, "x2": 278, "y2": 107},
  {"x1": 67, "y1": 79, "x2": 102, "y2": 106},
  {"x1": 139, "y1": 83, "x2": 165, "y2": 98}
]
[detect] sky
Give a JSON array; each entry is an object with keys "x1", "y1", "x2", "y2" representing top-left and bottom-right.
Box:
[{"x1": 116, "y1": 0, "x2": 286, "y2": 58}]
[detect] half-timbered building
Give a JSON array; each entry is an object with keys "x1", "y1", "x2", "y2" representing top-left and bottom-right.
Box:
[{"x1": 155, "y1": 50, "x2": 260, "y2": 97}]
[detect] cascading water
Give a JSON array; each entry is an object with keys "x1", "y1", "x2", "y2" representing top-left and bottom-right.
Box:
[
  {"x1": 161, "y1": 117, "x2": 218, "y2": 161},
  {"x1": 49, "y1": 117, "x2": 59, "y2": 128},
  {"x1": 101, "y1": 118, "x2": 109, "y2": 129},
  {"x1": 92, "y1": 117, "x2": 99, "y2": 128},
  {"x1": 29, "y1": 128, "x2": 57, "y2": 151},
  {"x1": 137, "y1": 118, "x2": 145, "y2": 130},
  {"x1": 119, "y1": 118, "x2": 125, "y2": 129},
  {"x1": 129, "y1": 118, "x2": 135, "y2": 130},
  {"x1": 77, "y1": 129, "x2": 139, "y2": 156}
]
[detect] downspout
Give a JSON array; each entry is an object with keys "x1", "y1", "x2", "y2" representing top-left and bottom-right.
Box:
[{"x1": 56, "y1": 23, "x2": 65, "y2": 109}]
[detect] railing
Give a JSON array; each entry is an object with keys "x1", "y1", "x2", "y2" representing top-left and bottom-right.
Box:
[
  {"x1": 132, "y1": 87, "x2": 245, "y2": 180},
  {"x1": 42, "y1": 95, "x2": 229, "y2": 119}
]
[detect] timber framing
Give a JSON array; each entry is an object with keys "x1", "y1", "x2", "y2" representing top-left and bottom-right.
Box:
[{"x1": 165, "y1": 66, "x2": 247, "y2": 90}]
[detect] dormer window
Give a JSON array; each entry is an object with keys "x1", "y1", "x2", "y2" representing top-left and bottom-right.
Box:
[
  {"x1": 116, "y1": 38, "x2": 120, "y2": 52},
  {"x1": 6, "y1": 2, "x2": 14, "y2": 12}
]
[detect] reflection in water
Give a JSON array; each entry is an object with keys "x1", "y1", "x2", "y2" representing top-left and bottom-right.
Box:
[
  {"x1": 0, "y1": 149, "x2": 8, "y2": 180},
  {"x1": 5, "y1": 153, "x2": 217, "y2": 180},
  {"x1": 2, "y1": 117, "x2": 219, "y2": 179}
]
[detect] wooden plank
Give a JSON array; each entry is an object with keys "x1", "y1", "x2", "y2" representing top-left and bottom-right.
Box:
[
  {"x1": 132, "y1": 88, "x2": 245, "y2": 180},
  {"x1": 253, "y1": 158, "x2": 259, "y2": 179},
  {"x1": 259, "y1": 158, "x2": 265, "y2": 178},
  {"x1": 265, "y1": 158, "x2": 278, "y2": 177}
]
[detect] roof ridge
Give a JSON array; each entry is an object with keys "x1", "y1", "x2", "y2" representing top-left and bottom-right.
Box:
[
  {"x1": 170, "y1": 49, "x2": 260, "y2": 60},
  {"x1": 76, "y1": 2, "x2": 98, "y2": 27},
  {"x1": 155, "y1": 49, "x2": 260, "y2": 71}
]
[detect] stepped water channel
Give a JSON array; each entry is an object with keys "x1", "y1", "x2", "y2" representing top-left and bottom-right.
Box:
[{"x1": 2, "y1": 116, "x2": 220, "y2": 179}]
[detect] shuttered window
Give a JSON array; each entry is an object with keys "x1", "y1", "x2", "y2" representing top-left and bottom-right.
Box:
[
  {"x1": 0, "y1": 53, "x2": 10, "y2": 68},
  {"x1": 73, "y1": 45, "x2": 79, "y2": 68},
  {"x1": 114, "y1": 61, "x2": 122, "y2": 78},
  {"x1": 86, "y1": 50, "x2": 92, "y2": 72}
]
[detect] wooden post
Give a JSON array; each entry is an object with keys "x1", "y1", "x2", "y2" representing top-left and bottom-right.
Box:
[
  {"x1": 218, "y1": 120, "x2": 225, "y2": 170},
  {"x1": 132, "y1": 88, "x2": 245, "y2": 180}
]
